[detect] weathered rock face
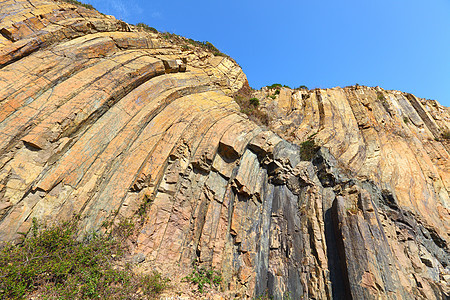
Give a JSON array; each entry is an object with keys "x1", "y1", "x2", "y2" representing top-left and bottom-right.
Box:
[
  {"x1": 0, "y1": 1, "x2": 448, "y2": 299},
  {"x1": 252, "y1": 86, "x2": 450, "y2": 298}
]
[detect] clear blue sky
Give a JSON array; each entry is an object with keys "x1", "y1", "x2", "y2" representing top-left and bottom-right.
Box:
[{"x1": 84, "y1": 0, "x2": 450, "y2": 107}]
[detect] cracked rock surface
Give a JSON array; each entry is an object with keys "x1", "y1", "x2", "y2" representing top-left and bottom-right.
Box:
[{"x1": 0, "y1": 1, "x2": 448, "y2": 299}]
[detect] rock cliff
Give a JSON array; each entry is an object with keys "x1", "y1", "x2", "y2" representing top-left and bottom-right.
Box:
[{"x1": 0, "y1": 0, "x2": 448, "y2": 299}]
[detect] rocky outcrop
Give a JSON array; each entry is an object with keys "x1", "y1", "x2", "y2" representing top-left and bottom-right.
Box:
[{"x1": 0, "y1": 1, "x2": 448, "y2": 299}]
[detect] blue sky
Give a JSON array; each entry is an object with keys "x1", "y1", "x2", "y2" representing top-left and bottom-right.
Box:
[{"x1": 84, "y1": 0, "x2": 450, "y2": 107}]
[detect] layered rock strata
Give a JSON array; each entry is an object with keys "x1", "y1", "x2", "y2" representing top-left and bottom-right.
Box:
[{"x1": 0, "y1": 1, "x2": 448, "y2": 299}]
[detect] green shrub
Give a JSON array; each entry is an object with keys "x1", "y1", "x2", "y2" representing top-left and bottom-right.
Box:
[
  {"x1": 274, "y1": 89, "x2": 280, "y2": 95},
  {"x1": 269, "y1": 94, "x2": 276, "y2": 100},
  {"x1": 297, "y1": 85, "x2": 308, "y2": 90},
  {"x1": 266, "y1": 83, "x2": 282, "y2": 90},
  {"x1": 142, "y1": 271, "x2": 170, "y2": 297},
  {"x1": 249, "y1": 97, "x2": 259, "y2": 107},
  {"x1": 0, "y1": 218, "x2": 168, "y2": 299},
  {"x1": 403, "y1": 116, "x2": 409, "y2": 124},
  {"x1": 266, "y1": 83, "x2": 291, "y2": 90},
  {"x1": 137, "y1": 194, "x2": 153, "y2": 219},
  {"x1": 136, "y1": 23, "x2": 158, "y2": 33},
  {"x1": 184, "y1": 265, "x2": 222, "y2": 293},
  {"x1": 300, "y1": 139, "x2": 319, "y2": 161}
]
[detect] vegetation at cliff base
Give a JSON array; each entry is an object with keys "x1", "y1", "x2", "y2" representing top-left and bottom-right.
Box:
[{"x1": 0, "y1": 218, "x2": 168, "y2": 299}]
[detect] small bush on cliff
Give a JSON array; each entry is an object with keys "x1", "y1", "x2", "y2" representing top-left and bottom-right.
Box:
[
  {"x1": 442, "y1": 130, "x2": 450, "y2": 140},
  {"x1": 267, "y1": 83, "x2": 282, "y2": 90},
  {"x1": 249, "y1": 97, "x2": 260, "y2": 107},
  {"x1": 234, "y1": 81, "x2": 271, "y2": 126},
  {"x1": 0, "y1": 217, "x2": 168, "y2": 299},
  {"x1": 300, "y1": 138, "x2": 319, "y2": 161},
  {"x1": 136, "y1": 23, "x2": 158, "y2": 33},
  {"x1": 184, "y1": 265, "x2": 222, "y2": 293}
]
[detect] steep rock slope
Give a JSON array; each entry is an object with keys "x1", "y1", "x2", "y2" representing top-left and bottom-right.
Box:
[
  {"x1": 252, "y1": 85, "x2": 450, "y2": 298},
  {"x1": 0, "y1": 1, "x2": 448, "y2": 299}
]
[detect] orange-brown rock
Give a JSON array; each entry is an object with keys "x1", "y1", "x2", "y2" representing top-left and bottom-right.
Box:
[{"x1": 0, "y1": 1, "x2": 448, "y2": 299}]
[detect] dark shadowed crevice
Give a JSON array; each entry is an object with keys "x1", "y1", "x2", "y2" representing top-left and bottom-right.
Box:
[
  {"x1": 0, "y1": 28, "x2": 14, "y2": 42},
  {"x1": 330, "y1": 199, "x2": 353, "y2": 300},
  {"x1": 324, "y1": 205, "x2": 350, "y2": 300}
]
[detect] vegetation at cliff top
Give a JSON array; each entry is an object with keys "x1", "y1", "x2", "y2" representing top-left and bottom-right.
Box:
[
  {"x1": 266, "y1": 83, "x2": 291, "y2": 90},
  {"x1": 266, "y1": 84, "x2": 309, "y2": 91},
  {"x1": 60, "y1": 0, "x2": 96, "y2": 10},
  {"x1": 0, "y1": 217, "x2": 168, "y2": 299},
  {"x1": 160, "y1": 31, "x2": 228, "y2": 57},
  {"x1": 136, "y1": 23, "x2": 158, "y2": 34}
]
